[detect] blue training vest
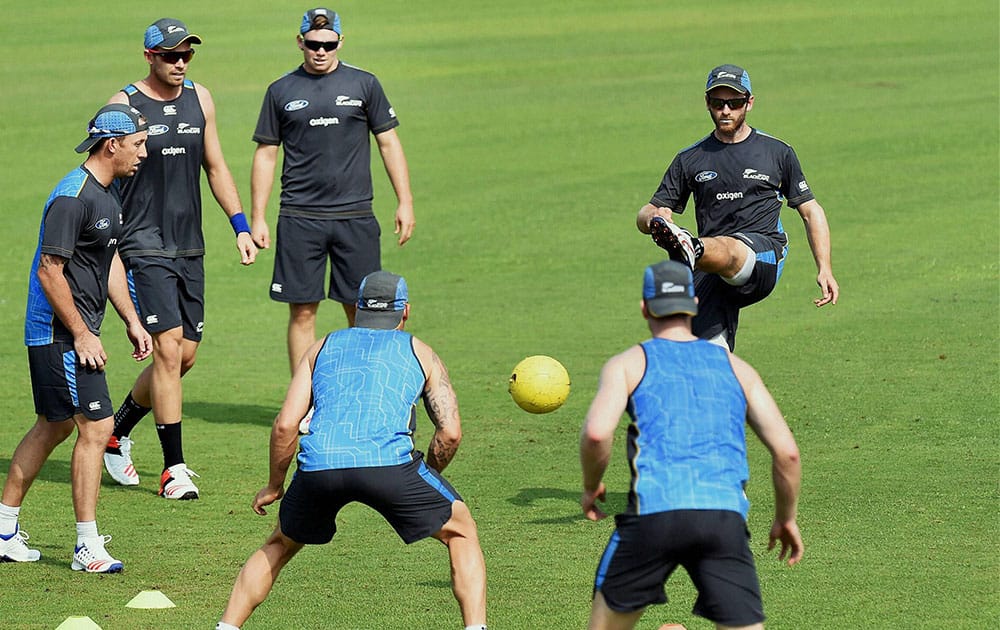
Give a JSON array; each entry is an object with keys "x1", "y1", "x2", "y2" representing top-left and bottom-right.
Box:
[
  {"x1": 298, "y1": 328, "x2": 426, "y2": 471},
  {"x1": 625, "y1": 338, "x2": 750, "y2": 517}
]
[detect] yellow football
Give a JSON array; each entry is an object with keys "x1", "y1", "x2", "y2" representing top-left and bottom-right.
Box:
[{"x1": 508, "y1": 355, "x2": 571, "y2": 414}]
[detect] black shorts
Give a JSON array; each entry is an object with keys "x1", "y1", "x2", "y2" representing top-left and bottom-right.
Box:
[
  {"x1": 279, "y1": 456, "x2": 461, "y2": 545},
  {"x1": 126, "y1": 256, "x2": 205, "y2": 341},
  {"x1": 270, "y1": 214, "x2": 381, "y2": 305},
  {"x1": 594, "y1": 510, "x2": 764, "y2": 626},
  {"x1": 28, "y1": 343, "x2": 113, "y2": 421},
  {"x1": 692, "y1": 231, "x2": 786, "y2": 349}
]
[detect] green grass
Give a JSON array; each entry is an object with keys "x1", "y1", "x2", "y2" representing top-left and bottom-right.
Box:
[{"x1": 1, "y1": 1, "x2": 997, "y2": 628}]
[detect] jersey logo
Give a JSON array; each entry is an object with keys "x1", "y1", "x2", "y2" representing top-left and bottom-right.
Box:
[
  {"x1": 88, "y1": 401, "x2": 103, "y2": 411},
  {"x1": 742, "y1": 168, "x2": 770, "y2": 182},
  {"x1": 309, "y1": 117, "x2": 340, "y2": 127},
  {"x1": 798, "y1": 180, "x2": 809, "y2": 192},
  {"x1": 284, "y1": 99, "x2": 309, "y2": 112},
  {"x1": 94, "y1": 218, "x2": 111, "y2": 230},
  {"x1": 148, "y1": 124, "x2": 169, "y2": 136},
  {"x1": 145, "y1": 314, "x2": 159, "y2": 325},
  {"x1": 161, "y1": 147, "x2": 187, "y2": 156},
  {"x1": 389, "y1": 107, "x2": 396, "y2": 118},
  {"x1": 177, "y1": 123, "x2": 201, "y2": 134},
  {"x1": 335, "y1": 95, "x2": 363, "y2": 107},
  {"x1": 695, "y1": 171, "x2": 717, "y2": 182},
  {"x1": 163, "y1": 105, "x2": 177, "y2": 116},
  {"x1": 716, "y1": 191, "x2": 744, "y2": 201}
]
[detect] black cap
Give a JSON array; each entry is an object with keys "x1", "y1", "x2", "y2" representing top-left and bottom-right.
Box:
[
  {"x1": 144, "y1": 18, "x2": 202, "y2": 50},
  {"x1": 705, "y1": 64, "x2": 752, "y2": 94},
  {"x1": 355, "y1": 271, "x2": 408, "y2": 330},
  {"x1": 643, "y1": 260, "x2": 698, "y2": 318}
]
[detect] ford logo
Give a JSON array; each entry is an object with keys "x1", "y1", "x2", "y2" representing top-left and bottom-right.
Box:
[
  {"x1": 695, "y1": 171, "x2": 718, "y2": 183},
  {"x1": 148, "y1": 124, "x2": 170, "y2": 136},
  {"x1": 94, "y1": 218, "x2": 111, "y2": 230},
  {"x1": 284, "y1": 99, "x2": 309, "y2": 112}
]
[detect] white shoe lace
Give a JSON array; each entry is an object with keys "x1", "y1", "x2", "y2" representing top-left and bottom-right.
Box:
[{"x1": 77, "y1": 534, "x2": 115, "y2": 560}]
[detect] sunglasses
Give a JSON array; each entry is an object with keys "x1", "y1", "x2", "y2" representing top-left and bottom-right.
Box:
[
  {"x1": 302, "y1": 39, "x2": 340, "y2": 52},
  {"x1": 148, "y1": 49, "x2": 195, "y2": 64},
  {"x1": 707, "y1": 96, "x2": 749, "y2": 110}
]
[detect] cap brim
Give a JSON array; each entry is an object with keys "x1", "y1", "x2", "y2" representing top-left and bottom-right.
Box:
[
  {"x1": 157, "y1": 33, "x2": 202, "y2": 50},
  {"x1": 354, "y1": 309, "x2": 404, "y2": 330},
  {"x1": 75, "y1": 136, "x2": 103, "y2": 154},
  {"x1": 646, "y1": 297, "x2": 698, "y2": 318},
  {"x1": 706, "y1": 82, "x2": 749, "y2": 94}
]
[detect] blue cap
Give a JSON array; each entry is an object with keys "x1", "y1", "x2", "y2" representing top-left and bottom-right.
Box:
[
  {"x1": 705, "y1": 64, "x2": 752, "y2": 95},
  {"x1": 301, "y1": 8, "x2": 341, "y2": 35},
  {"x1": 643, "y1": 260, "x2": 698, "y2": 318},
  {"x1": 75, "y1": 104, "x2": 149, "y2": 153},
  {"x1": 355, "y1": 271, "x2": 408, "y2": 329},
  {"x1": 144, "y1": 18, "x2": 202, "y2": 50}
]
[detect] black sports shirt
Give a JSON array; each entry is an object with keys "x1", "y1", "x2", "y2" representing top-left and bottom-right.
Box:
[
  {"x1": 650, "y1": 128, "x2": 814, "y2": 244},
  {"x1": 253, "y1": 63, "x2": 399, "y2": 218}
]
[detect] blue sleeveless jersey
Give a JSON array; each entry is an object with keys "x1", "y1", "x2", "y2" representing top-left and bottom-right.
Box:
[
  {"x1": 298, "y1": 328, "x2": 426, "y2": 471},
  {"x1": 625, "y1": 338, "x2": 750, "y2": 517}
]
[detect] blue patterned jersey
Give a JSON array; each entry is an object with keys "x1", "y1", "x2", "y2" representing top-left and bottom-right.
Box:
[
  {"x1": 25, "y1": 166, "x2": 122, "y2": 346},
  {"x1": 298, "y1": 328, "x2": 426, "y2": 471},
  {"x1": 625, "y1": 338, "x2": 750, "y2": 517}
]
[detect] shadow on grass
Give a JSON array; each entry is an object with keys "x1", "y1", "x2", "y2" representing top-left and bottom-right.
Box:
[
  {"x1": 183, "y1": 400, "x2": 278, "y2": 426},
  {"x1": 507, "y1": 487, "x2": 627, "y2": 524}
]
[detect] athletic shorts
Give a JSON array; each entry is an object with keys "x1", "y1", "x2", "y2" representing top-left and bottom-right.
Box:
[
  {"x1": 126, "y1": 256, "x2": 205, "y2": 341},
  {"x1": 594, "y1": 510, "x2": 764, "y2": 627},
  {"x1": 270, "y1": 214, "x2": 381, "y2": 305},
  {"x1": 28, "y1": 343, "x2": 113, "y2": 421},
  {"x1": 692, "y1": 231, "x2": 787, "y2": 350},
  {"x1": 279, "y1": 455, "x2": 460, "y2": 545}
]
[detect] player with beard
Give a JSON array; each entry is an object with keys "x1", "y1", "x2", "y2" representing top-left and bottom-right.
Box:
[
  {"x1": 636, "y1": 64, "x2": 839, "y2": 351},
  {"x1": 101, "y1": 18, "x2": 257, "y2": 500}
]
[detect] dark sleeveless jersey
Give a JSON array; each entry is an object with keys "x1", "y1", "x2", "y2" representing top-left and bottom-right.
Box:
[
  {"x1": 650, "y1": 128, "x2": 814, "y2": 245},
  {"x1": 25, "y1": 166, "x2": 123, "y2": 346},
  {"x1": 253, "y1": 63, "x2": 399, "y2": 218},
  {"x1": 117, "y1": 79, "x2": 206, "y2": 258}
]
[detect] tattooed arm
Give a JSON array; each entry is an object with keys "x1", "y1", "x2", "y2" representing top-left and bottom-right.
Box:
[{"x1": 414, "y1": 337, "x2": 462, "y2": 472}]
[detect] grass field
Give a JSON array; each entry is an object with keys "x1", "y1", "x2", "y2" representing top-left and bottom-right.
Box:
[{"x1": 0, "y1": 1, "x2": 997, "y2": 628}]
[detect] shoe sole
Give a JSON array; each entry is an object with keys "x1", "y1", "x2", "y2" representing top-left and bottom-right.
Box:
[
  {"x1": 1, "y1": 555, "x2": 41, "y2": 563},
  {"x1": 160, "y1": 490, "x2": 199, "y2": 500},
  {"x1": 71, "y1": 562, "x2": 123, "y2": 573}
]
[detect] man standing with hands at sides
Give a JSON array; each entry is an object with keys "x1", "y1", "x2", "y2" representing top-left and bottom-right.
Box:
[
  {"x1": 102, "y1": 18, "x2": 257, "y2": 499},
  {"x1": 216, "y1": 271, "x2": 486, "y2": 630},
  {"x1": 250, "y1": 8, "x2": 415, "y2": 377},
  {"x1": 0, "y1": 104, "x2": 152, "y2": 572},
  {"x1": 637, "y1": 64, "x2": 838, "y2": 351},
  {"x1": 580, "y1": 261, "x2": 803, "y2": 629}
]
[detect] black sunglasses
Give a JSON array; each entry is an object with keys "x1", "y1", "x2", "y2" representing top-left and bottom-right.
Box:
[
  {"x1": 707, "y1": 96, "x2": 748, "y2": 111},
  {"x1": 302, "y1": 39, "x2": 340, "y2": 51},
  {"x1": 148, "y1": 49, "x2": 195, "y2": 64}
]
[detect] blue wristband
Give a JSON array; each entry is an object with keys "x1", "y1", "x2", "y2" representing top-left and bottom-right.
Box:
[{"x1": 229, "y1": 213, "x2": 250, "y2": 235}]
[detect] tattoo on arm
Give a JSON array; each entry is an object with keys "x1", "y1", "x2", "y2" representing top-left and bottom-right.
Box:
[{"x1": 423, "y1": 351, "x2": 459, "y2": 471}]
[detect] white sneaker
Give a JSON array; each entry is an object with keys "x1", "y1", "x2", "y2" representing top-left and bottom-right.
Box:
[
  {"x1": 650, "y1": 217, "x2": 697, "y2": 270},
  {"x1": 298, "y1": 406, "x2": 315, "y2": 435},
  {"x1": 104, "y1": 436, "x2": 139, "y2": 486},
  {"x1": 0, "y1": 526, "x2": 41, "y2": 562},
  {"x1": 158, "y1": 464, "x2": 200, "y2": 500},
  {"x1": 71, "y1": 535, "x2": 123, "y2": 573}
]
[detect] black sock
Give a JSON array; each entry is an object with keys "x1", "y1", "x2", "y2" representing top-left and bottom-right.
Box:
[
  {"x1": 156, "y1": 422, "x2": 185, "y2": 470},
  {"x1": 113, "y1": 392, "x2": 151, "y2": 439}
]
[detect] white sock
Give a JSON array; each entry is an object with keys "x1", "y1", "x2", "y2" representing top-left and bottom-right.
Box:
[
  {"x1": 465, "y1": 626, "x2": 487, "y2": 630},
  {"x1": 0, "y1": 503, "x2": 20, "y2": 535},
  {"x1": 216, "y1": 623, "x2": 240, "y2": 630},
  {"x1": 76, "y1": 520, "x2": 99, "y2": 546}
]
